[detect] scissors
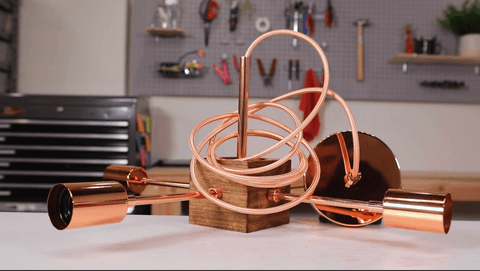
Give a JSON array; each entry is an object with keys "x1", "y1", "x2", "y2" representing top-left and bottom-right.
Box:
[{"x1": 199, "y1": 0, "x2": 219, "y2": 47}]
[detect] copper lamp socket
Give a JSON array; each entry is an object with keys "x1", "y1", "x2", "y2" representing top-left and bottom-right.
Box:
[
  {"x1": 47, "y1": 181, "x2": 130, "y2": 230},
  {"x1": 382, "y1": 189, "x2": 453, "y2": 234},
  {"x1": 102, "y1": 165, "x2": 148, "y2": 194}
]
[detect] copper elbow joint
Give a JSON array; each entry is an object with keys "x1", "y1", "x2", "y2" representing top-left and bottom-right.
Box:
[{"x1": 102, "y1": 165, "x2": 148, "y2": 194}]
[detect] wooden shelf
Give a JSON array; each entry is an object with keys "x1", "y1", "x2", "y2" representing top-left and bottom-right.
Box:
[
  {"x1": 388, "y1": 53, "x2": 480, "y2": 66},
  {"x1": 402, "y1": 171, "x2": 480, "y2": 202},
  {"x1": 146, "y1": 27, "x2": 185, "y2": 38}
]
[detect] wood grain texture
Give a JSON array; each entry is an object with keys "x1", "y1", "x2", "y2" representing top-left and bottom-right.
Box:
[
  {"x1": 388, "y1": 53, "x2": 480, "y2": 66},
  {"x1": 189, "y1": 158, "x2": 291, "y2": 233}
]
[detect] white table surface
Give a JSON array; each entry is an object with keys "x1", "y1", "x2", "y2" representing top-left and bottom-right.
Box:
[{"x1": 1, "y1": 211, "x2": 479, "y2": 270}]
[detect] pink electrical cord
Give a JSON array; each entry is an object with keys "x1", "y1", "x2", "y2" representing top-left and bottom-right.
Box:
[{"x1": 189, "y1": 29, "x2": 360, "y2": 215}]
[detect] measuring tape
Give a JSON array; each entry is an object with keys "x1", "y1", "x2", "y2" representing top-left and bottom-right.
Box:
[{"x1": 255, "y1": 17, "x2": 271, "y2": 33}]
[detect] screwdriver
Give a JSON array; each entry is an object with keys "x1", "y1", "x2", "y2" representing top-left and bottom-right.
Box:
[
  {"x1": 295, "y1": 59, "x2": 300, "y2": 81},
  {"x1": 288, "y1": 59, "x2": 293, "y2": 90}
]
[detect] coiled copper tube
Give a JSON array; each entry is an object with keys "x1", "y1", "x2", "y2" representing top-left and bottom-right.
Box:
[{"x1": 189, "y1": 29, "x2": 361, "y2": 215}]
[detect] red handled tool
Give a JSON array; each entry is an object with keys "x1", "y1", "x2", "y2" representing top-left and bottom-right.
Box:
[
  {"x1": 199, "y1": 0, "x2": 220, "y2": 46},
  {"x1": 325, "y1": 0, "x2": 334, "y2": 28},
  {"x1": 233, "y1": 54, "x2": 241, "y2": 72},
  {"x1": 213, "y1": 56, "x2": 233, "y2": 85},
  {"x1": 256, "y1": 58, "x2": 277, "y2": 86},
  {"x1": 305, "y1": 2, "x2": 315, "y2": 36},
  {"x1": 229, "y1": 0, "x2": 239, "y2": 32}
]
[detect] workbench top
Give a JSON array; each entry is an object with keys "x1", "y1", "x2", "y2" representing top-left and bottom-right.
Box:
[{"x1": 1, "y1": 212, "x2": 479, "y2": 269}]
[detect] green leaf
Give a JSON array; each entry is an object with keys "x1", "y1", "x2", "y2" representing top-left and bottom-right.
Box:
[{"x1": 437, "y1": 0, "x2": 480, "y2": 35}]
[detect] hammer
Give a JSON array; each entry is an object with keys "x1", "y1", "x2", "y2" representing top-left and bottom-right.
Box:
[{"x1": 353, "y1": 19, "x2": 370, "y2": 82}]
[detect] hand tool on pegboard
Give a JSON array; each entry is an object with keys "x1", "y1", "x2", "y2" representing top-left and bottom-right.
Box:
[
  {"x1": 284, "y1": 0, "x2": 292, "y2": 29},
  {"x1": 292, "y1": 2, "x2": 301, "y2": 48},
  {"x1": 256, "y1": 58, "x2": 277, "y2": 86},
  {"x1": 302, "y1": 4, "x2": 308, "y2": 34},
  {"x1": 229, "y1": 0, "x2": 239, "y2": 32},
  {"x1": 287, "y1": 58, "x2": 300, "y2": 90},
  {"x1": 295, "y1": 59, "x2": 300, "y2": 81},
  {"x1": 288, "y1": 59, "x2": 293, "y2": 90},
  {"x1": 233, "y1": 54, "x2": 241, "y2": 73},
  {"x1": 304, "y1": 2, "x2": 315, "y2": 36},
  {"x1": 213, "y1": 54, "x2": 233, "y2": 85},
  {"x1": 199, "y1": 0, "x2": 220, "y2": 47},
  {"x1": 325, "y1": 0, "x2": 334, "y2": 28},
  {"x1": 353, "y1": 19, "x2": 370, "y2": 82}
]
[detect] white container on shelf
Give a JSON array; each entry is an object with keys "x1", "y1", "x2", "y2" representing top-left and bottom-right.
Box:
[{"x1": 458, "y1": 33, "x2": 480, "y2": 57}]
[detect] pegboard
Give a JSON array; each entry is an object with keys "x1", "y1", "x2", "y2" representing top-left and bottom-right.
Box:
[{"x1": 129, "y1": 0, "x2": 480, "y2": 103}]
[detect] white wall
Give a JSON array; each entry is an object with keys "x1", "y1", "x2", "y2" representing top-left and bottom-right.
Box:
[
  {"x1": 17, "y1": 0, "x2": 480, "y2": 174},
  {"x1": 149, "y1": 96, "x2": 480, "y2": 174},
  {"x1": 17, "y1": 0, "x2": 128, "y2": 95}
]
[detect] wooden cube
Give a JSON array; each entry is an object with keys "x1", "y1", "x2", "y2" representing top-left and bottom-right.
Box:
[{"x1": 189, "y1": 158, "x2": 291, "y2": 233}]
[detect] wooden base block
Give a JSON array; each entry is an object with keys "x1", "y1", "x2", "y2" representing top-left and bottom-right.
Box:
[{"x1": 189, "y1": 158, "x2": 291, "y2": 233}]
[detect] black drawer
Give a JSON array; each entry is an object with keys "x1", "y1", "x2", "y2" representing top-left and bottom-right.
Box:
[{"x1": 0, "y1": 94, "x2": 141, "y2": 211}]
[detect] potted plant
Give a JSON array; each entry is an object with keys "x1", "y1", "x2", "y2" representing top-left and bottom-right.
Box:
[{"x1": 437, "y1": 0, "x2": 480, "y2": 56}]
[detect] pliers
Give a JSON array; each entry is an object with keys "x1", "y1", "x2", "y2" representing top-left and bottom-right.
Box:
[{"x1": 256, "y1": 58, "x2": 277, "y2": 86}]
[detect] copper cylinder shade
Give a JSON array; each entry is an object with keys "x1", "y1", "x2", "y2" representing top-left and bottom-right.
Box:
[
  {"x1": 382, "y1": 189, "x2": 453, "y2": 234},
  {"x1": 47, "y1": 181, "x2": 130, "y2": 230}
]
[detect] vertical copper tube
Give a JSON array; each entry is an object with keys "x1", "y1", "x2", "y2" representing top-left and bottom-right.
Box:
[{"x1": 237, "y1": 56, "x2": 250, "y2": 158}]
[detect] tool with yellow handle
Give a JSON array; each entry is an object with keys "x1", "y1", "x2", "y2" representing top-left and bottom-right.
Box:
[{"x1": 354, "y1": 19, "x2": 369, "y2": 82}]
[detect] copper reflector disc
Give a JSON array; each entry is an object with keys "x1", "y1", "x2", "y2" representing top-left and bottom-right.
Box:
[{"x1": 305, "y1": 131, "x2": 401, "y2": 227}]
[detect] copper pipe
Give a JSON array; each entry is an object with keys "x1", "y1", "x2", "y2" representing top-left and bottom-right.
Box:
[
  {"x1": 103, "y1": 165, "x2": 190, "y2": 190},
  {"x1": 269, "y1": 189, "x2": 452, "y2": 234},
  {"x1": 313, "y1": 204, "x2": 381, "y2": 222},
  {"x1": 132, "y1": 178, "x2": 190, "y2": 189},
  {"x1": 336, "y1": 133, "x2": 362, "y2": 188},
  {"x1": 189, "y1": 30, "x2": 342, "y2": 215},
  {"x1": 269, "y1": 189, "x2": 383, "y2": 213},
  {"x1": 47, "y1": 181, "x2": 222, "y2": 230},
  {"x1": 132, "y1": 191, "x2": 203, "y2": 206},
  {"x1": 237, "y1": 56, "x2": 249, "y2": 158}
]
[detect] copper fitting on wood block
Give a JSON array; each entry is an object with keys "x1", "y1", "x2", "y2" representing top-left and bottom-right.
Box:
[
  {"x1": 103, "y1": 165, "x2": 148, "y2": 194},
  {"x1": 189, "y1": 158, "x2": 291, "y2": 233}
]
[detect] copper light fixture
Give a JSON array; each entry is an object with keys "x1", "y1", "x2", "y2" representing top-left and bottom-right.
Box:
[{"x1": 47, "y1": 30, "x2": 452, "y2": 235}]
